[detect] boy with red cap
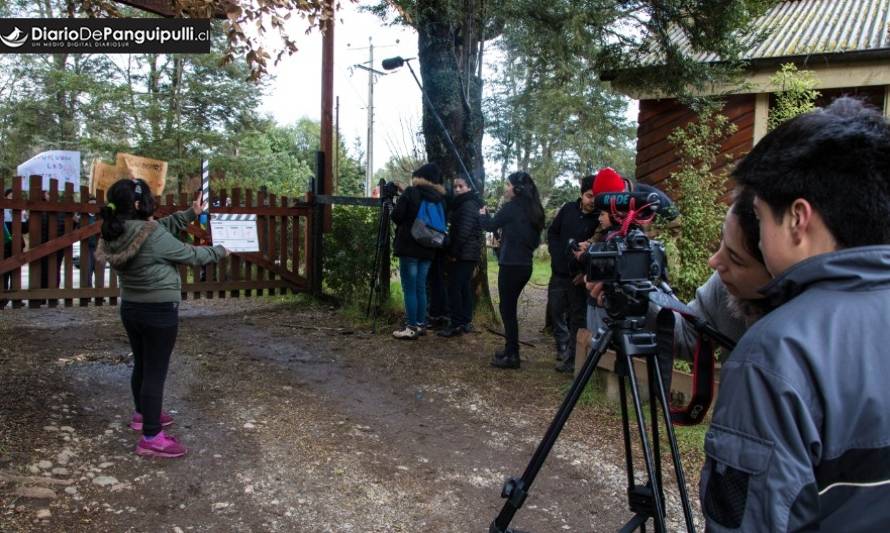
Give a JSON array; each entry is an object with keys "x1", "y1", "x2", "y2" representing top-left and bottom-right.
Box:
[{"x1": 549, "y1": 168, "x2": 627, "y2": 373}]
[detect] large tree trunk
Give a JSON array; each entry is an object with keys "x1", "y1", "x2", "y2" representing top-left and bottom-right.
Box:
[{"x1": 415, "y1": 0, "x2": 496, "y2": 321}]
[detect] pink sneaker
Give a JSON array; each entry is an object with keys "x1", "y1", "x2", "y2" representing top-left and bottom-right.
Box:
[
  {"x1": 135, "y1": 431, "x2": 187, "y2": 458},
  {"x1": 129, "y1": 411, "x2": 174, "y2": 431}
]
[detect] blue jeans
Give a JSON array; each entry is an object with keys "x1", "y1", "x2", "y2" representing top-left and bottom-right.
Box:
[{"x1": 399, "y1": 257, "x2": 432, "y2": 327}]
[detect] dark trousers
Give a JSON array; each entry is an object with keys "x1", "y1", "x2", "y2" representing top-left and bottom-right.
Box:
[
  {"x1": 548, "y1": 275, "x2": 588, "y2": 358},
  {"x1": 428, "y1": 253, "x2": 449, "y2": 319},
  {"x1": 447, "y1": 260, "x2": 476, "y2": 328},
  {"x1": 120, "y1": 301, "x2": 179, "y2": 437},
  {"x1": 498, "y1": 264, "x2": 533, "y2": 354}
]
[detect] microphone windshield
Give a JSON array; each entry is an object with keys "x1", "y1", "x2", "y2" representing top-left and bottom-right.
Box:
[
  {"x1": 381, "y1": 57, "x2": 405, "y2": 70},
  {"x1": 593, "y1": 192, "x2": 661, "y2": 212}
]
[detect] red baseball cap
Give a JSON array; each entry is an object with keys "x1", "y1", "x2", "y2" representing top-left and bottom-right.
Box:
[{"x1": 592, "y1": 167, "x2": 626, "y2": 195}]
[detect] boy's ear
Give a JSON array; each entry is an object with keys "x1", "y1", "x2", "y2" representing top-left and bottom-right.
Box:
[{"x1": 788, "y1": 198, "x2": 814, "y2": 242}]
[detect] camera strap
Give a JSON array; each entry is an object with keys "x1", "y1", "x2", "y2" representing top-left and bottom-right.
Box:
[{"x1": 655, "y1": 307, "x2": 715, "y2": 426}]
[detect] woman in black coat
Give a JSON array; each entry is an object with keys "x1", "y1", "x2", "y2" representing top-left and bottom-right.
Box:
[
  {"x1": 438, "y1": 176, "x2": 483, "y2": 337},
  {"x1": 479, "y1": 171, "x2": 546, "y2": 368}
]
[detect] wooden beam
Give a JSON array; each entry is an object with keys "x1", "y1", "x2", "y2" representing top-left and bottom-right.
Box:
[
  {"x1": 320, "y1": 0, "x2": 334, "y2": 230},
  {"x1": 112, "y1": 0, "x2": 229, "y2": 19},
  {"x1": 753, "y1": 93, "x2": 770, "y2": 145}
]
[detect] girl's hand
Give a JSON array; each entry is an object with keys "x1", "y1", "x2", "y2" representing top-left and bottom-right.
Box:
[
  {"x1": 192, "y1": 192, "x2": 209, "y2": 215},
  {"x1": 479, "y1": 207, "x2": 487, "y2": 215}
]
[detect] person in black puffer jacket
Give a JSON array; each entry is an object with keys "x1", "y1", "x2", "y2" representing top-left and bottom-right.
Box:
[
  {"x1": 390, "y1": 163, "x2": 447, "y2": 340},
  {"x1": 438, "y1": 176, "x2": 483, "y2": 337},
  {"x1": 480, "y1": 171, "x2": 546, "y2": 369},
  {"x1": 547, "y1": 174, "x2": 601, "y2": 372}
]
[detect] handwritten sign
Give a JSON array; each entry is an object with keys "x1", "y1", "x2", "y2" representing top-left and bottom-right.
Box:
[
  {"x1": 209, "y1": 214, "x2": 259, "y2": 252},
  {"x1": 17, "y1": 151, "x2": 81, "y2": 190}
]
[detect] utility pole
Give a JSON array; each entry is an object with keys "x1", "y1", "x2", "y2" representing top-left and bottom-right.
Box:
[{"x1": 349, "y1": 37, "x2": 398, "y2": 196}]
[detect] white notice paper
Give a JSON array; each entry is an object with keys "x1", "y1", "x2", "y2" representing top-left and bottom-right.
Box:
[{"x1": 210, "y1": 214, "x2": 259, "y2": 252}]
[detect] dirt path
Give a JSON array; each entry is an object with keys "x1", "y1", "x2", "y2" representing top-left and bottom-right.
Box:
[{"x1": 1, "y1": 294, "x2": 703, "y2": 532}]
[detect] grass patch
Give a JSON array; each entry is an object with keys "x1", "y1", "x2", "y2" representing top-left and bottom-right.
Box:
[{"x1": 486, "y1": 254, "x2": 551, "y2": 287}]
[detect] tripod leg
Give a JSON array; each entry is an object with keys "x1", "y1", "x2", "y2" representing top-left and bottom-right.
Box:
[
  {"x1": 624, "y1": 355, "x2": 667, "y2": 533},
  {"x1": 490, "y1": 328, "x2": 613, "y2": 533},
  {"x1": 650, "y1": 356, "x2": 697, "y2": 533},
  {"x1": 648, "y1": 364, "x2": 664, "y2": 507}
]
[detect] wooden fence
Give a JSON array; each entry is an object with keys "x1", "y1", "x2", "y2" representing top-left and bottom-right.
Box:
[{"x1": 1, "y1": 175, "x2": 314, "y2": 309}]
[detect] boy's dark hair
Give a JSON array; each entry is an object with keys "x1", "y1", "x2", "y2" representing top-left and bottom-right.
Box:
[
  {"x1": 733, "y1": 97, "x2": 890, "y2": 248},
  {"x1": 412, "y1": 162, "x2": 442, "y2": 184},
  {"x1": 580, "y1": 175, "x2": 595, "y2": 193}
]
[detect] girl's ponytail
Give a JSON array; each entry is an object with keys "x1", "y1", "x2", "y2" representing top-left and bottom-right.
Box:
[{"x1": 99, "y1": 180, "x2": 139, "y2": 241}]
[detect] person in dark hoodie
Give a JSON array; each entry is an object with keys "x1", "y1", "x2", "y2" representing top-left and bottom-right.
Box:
[
  {"x1": 699, "y1": 97, "x2": 890, "y2": 531},
  {"x1": 390, "y1": 163, "x2": 447, "y2": 340},
  {"x1": 438, "y1": 175, "x2": 483, "y2": 337},
  {"x1": 480, "y1": 171, "x2": 545, "y2": 369},
  {"x1": 547, "y1": 174, "x2": 601, "y2": 372},
  {"x1": 95, "y1": 179, "x2": 227, "y2": 458}
]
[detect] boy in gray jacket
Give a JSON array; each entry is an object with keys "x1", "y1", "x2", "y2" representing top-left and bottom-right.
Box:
[{"x1": 701, "y1": 97, "x2": 890, "y2": 531}]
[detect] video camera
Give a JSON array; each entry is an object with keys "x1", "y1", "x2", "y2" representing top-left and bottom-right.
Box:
[
  {"x1": 570, "y1": 191, "x2": 670, "y2": 318},
  {"x1": 381, "y1": 181, "x2": 400, "y2": 200}
]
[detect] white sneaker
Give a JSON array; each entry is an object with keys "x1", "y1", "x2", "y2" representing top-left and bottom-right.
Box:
[{"x1": 392, "y1": 325, "x2": 419, "y2": 340}]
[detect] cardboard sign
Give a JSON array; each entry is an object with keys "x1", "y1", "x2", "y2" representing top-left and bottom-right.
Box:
[
  {"x1": 89, "y1": 159, "x2": 119, "y2": 196},
  {"x1": 116, "y1": 153, "x2": 167, "y2": 195},
  {"x1": 209, "y1": 214, "x2": 259, "y2": 252},
  {"x1": 17, "y1": 150, "x2": 81, "y2": 190}
]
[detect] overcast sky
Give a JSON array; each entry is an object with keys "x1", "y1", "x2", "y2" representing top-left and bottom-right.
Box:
[
  {"x1": 259, "y1": 3, "x2": 422, "y2": 178},
  {"x1": 259, "y1": 2, "x2": 639, "y2": 183}
]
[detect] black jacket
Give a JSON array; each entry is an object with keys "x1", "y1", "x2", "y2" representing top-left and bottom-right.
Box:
[
  {"x1": 480, "y1": 200, "x2": 540, "y2": 266},
  {"x1": 546, "y1": 199, "x2": 600, "y2": 277},
  {"x1": 391, "y1": 177, "x2": 446, "y2": 261},
  {"x1": 446, "y1": 192, "x2": 483, "y2": 262}
]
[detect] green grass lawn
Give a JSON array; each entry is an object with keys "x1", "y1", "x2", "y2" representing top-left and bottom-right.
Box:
[{"x1": 487, "y1": 253, "x2": 551, "y2": 287}]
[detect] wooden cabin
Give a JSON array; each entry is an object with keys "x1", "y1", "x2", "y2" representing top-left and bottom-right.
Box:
[{"x1": 609, "y1": 0, "x2": 890, "y2": 191}]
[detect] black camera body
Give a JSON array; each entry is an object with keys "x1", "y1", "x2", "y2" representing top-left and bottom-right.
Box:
[
  {"x1": 381, "y1": 181, "x2": 400, "y2": 200},
  {"x1": 573, "y1": 228, "x2": 668, "y2": 318}
]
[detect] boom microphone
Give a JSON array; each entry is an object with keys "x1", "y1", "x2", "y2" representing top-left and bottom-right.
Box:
[
  {"x1": 593, "y1": 191, "x2": 661, "y2": 212},
  {"x1": 382, "y1": 56, "x2": 413, "y2": 70}
]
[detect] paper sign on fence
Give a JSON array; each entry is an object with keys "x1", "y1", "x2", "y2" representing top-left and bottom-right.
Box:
[
  {"x1": 116, "y1": 153, "x2": 167, "y2": 195},
  {"x1": 89, "y1": 159, "x2": 119, "y2": 196},
  {"x1": 209, "y1": 214, "x2": 259, "y2": 252},
  {"x1": 17, "y1": 151, "x2": 81, "y2": 190}
]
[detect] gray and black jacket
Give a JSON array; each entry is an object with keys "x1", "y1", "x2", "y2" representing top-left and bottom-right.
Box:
[{"x1": 700, "y1": 246, "x2": 890, "y2": 532}]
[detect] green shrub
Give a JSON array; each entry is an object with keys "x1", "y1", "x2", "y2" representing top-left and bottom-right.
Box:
[
  {"x1": 768, "y1": 63, "x2": 820, "y2": 131},
  {"x1": 659, "y1": 101, "x2": 736, "y2": 301},
  {"x1": 323, "y1": 205, "x2": 381, "y2": 302}
]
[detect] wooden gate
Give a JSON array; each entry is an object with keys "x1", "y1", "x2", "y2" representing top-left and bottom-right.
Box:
[{"x1": 1, "y1": 176, "x2": 314, "y2": 309}]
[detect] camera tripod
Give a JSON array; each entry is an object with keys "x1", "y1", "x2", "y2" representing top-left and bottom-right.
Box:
[
  {"x1": 490, "y1": 309, "x2": 696, "y2": 533},
  {"x1": 366, "y1": 182, "x2": 395, "y2": 332}
]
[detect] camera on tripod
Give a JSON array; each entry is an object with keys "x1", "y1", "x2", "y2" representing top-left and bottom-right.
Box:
[
  {"x1": 380, "y1": 180, "x2": 400, "y2": 200},
  {"x1": 569, "y1": 191, "x2": 669, "y2": 318}
]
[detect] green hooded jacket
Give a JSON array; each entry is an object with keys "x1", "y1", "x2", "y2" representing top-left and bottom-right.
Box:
[{"x1": 95, "y1": 209, "x2": 226, "y2": 303}]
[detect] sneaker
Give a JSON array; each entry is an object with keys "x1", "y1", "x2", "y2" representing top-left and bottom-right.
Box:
[
  {"x1": 392, "y1": 325, "x2": 420, "y2": 340},
  {"x1": 491, "y1": 352, "x2": 520, "y2": 369},
  {"x1": 135, "y1": 431, "x2": 187, "y2": 458},
  {"x1": 460, "y1": 323, "x2": 474, "y2": 334},
  {"x1": 437, "y1": 326, "x2": 463, "y2": 338},
  {"x1": 130, "y1": 411, "x2": 174, "y2": 431}
]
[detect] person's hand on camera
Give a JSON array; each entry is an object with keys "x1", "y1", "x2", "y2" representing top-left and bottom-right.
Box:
[
  {"x1": 573, "y1": 240, "x2": 590, "y2": 261},
  {"x1": 586, "y1": 277, "x2": 606, "y2": 306}
]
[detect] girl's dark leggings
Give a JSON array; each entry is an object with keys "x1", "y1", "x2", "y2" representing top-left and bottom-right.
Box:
[
  {"x1": 498, "y1": 264, "x2": 533, "y2": 355},
  {"x1": 120, "y1": 301, "x2": 179, "y2": 437}
]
